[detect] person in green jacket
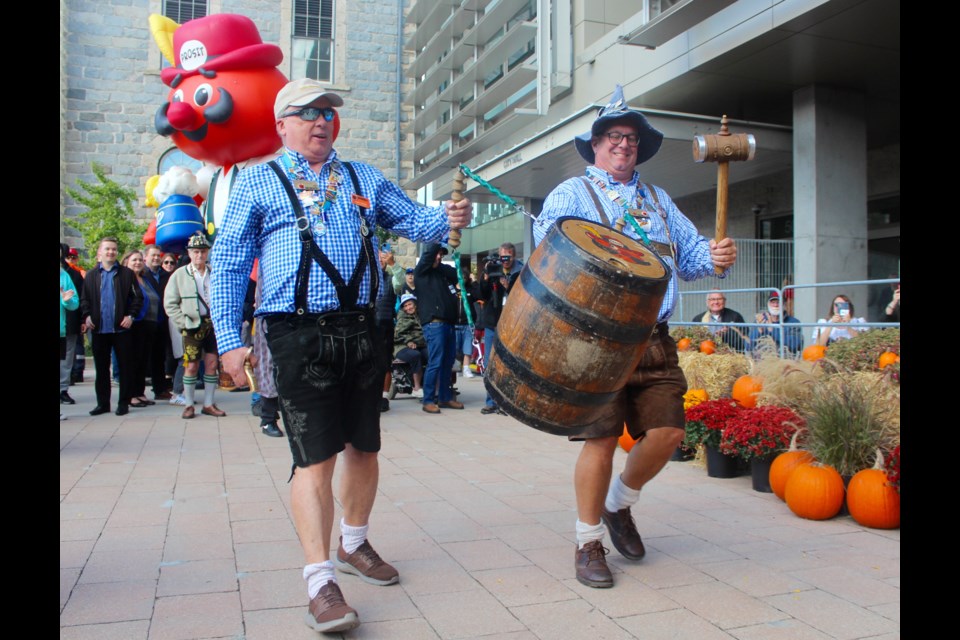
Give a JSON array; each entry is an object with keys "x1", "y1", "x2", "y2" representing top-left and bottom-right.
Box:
[{"x1": 393, "y1": 294, "x2": 427, "y2": 397}]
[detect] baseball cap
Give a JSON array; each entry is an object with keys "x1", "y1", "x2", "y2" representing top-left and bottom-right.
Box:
[{"x1": 274, "y1": 78, "x2": 344, "y2": 118}]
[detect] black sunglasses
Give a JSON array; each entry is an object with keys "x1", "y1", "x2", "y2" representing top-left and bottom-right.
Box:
[{"x1": 281, "y1": 106, "x2": 336, "y2": 122}]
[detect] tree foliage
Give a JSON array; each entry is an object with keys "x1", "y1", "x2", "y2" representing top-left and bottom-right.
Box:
[{"x1": 65, "y1": 163, "x2": 146, "y2": 267}]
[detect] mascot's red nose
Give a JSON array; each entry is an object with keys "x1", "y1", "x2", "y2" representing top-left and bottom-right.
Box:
[{"x1": 166, "y1": 101, "x2": 202, "y2": 131}]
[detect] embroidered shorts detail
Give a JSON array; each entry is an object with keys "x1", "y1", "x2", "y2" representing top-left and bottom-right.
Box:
[
  {"x1": 181, "y1": 318, "x2": 217, "y2": 364},
  {"x1": 264, "y1": 312, "x2": 383, "y2": 471}
]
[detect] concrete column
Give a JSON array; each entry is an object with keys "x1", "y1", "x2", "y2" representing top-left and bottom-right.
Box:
[{"x1": 792, "y1": 85, "x2": 868, "y2": 332}]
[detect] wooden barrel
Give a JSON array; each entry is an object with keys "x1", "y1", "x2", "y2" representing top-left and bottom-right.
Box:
[{"x1": 484, "y1": 217, "x2": 671, "y2": 437}]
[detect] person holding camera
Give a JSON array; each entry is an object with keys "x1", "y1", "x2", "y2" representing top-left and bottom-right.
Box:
[
  {"x1": 478, "y1": 242, "x2": 523, "y2": 414},
  {"x1": 812, "y1": 294, "x2": 866, "y2": 346}
]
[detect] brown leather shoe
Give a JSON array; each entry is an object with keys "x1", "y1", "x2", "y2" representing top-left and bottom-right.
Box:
[
  {"x1": 601, "y1": 506, "x2": 646, "y2": 560},
  {"x1": 575, "y1": 540, "x2": 613, "y2": 588},
  {"x1": 422, "y1": 403, "x2": 441, "y2": 414},
  {"x1": 181, "y1": 405, "x2": 195, "y2": 419},
  {"x1": 304, "y1": 581, "x2": 359, "y2": 633},
  {"x1": 333, "y1": 537, "x2": 399, "y2": 586},
  {"x1": 439, "y1": 400, "x2": 464, "y2": 409},
  {"x1": 201, "y1": 404, "x2": 227, "y2": 417}
]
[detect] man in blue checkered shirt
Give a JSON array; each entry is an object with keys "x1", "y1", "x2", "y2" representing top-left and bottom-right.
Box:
[
  {"x1": 533, "y1": 85, "x2": 737, "y2": 589},
  {"x1": 211, "y1": 79, "x2": 472, "y2": 633}
]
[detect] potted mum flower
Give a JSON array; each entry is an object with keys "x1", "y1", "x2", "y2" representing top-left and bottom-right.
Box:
[
  {"x1": 684, "y1": 399, "x2": 742, "y2": 478},
  {"x1": 720, "y1": 405, "x2": 804, "y2": 492}
]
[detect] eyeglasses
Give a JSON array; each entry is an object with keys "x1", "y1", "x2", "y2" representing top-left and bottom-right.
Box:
[
  {"x1": 281, "y1": 106, "x2": 336, "y2": 122},
  {"x1": 707, "y1": 298, "x2": 725, "y2": 302},
  {"x1": 604, "y1": 131, "x2": 640, "y2": 146},
  {"x1": 162, "y1": 260, "x2": 176, "y2": 265}
]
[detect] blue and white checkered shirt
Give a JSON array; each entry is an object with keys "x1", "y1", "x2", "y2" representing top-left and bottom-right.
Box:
[
  {"x1": 533, "y1": 166, "x2": 724, "y2": 323},
  {"x1": 211, "y1": 148, "x2": 450, "y2": 354}
]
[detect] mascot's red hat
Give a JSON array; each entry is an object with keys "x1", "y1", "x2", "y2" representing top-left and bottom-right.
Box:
[{"x1": 161, "y1": 14, "x2": 282, "y2": 88}]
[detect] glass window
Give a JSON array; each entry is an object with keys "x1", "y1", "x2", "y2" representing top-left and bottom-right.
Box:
[
  {"x1": 293, "y1": 0, "x2": 335, "y2": 82},
  {"x1": 162, "y1": 0, "x2": 206, "y2": 24}
]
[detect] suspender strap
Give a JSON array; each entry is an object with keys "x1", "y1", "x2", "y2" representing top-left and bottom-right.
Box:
[
  {"x1": 579, "y1": 177, "x2": 612, "y2": 227},
  {"x1": 343, "y1": 162, "x2": 380, "y2": 305},
  {"x1": 267, "y1": 160, "x2": 375, "y2": 313},
  {"x1": 643, "y1": 183, "x2": 675, "y2": 259}
]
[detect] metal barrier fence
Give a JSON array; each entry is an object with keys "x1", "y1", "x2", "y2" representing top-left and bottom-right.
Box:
[
  {"x1": 675, "y1": 279, "x2": 900, "y2": 358},
  {"x1": 676, "y1": 239, "x2": 793, "y2": 326}
]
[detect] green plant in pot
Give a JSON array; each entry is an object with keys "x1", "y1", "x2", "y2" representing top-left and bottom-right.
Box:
[{"x1": 803, "y1": 374, "x2": 898, "y2": 478}]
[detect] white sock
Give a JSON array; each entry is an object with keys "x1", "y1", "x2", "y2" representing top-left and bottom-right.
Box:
[
  {"x1": 575, "y1": 519, "x2": 606, "y2": 549},
  {"x1": 303, "y1": 561, "x2": 336, "y2": 598},
  {"x1": 340, "y1": 518, "x2": 369, "y2": 554},
  {"x1": 604, "y1": 474, "x2": 641, "y2": 513},
  {"x1": 203, "y1": 374, "x2": 218, "y2": 407}
]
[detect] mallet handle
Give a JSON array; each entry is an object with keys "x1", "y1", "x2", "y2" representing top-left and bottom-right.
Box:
[
  {"x1": 448, "y1": 169, "x2": 465, "y2": 249},
  {"x1": 715, "y1": 161, "x2": 728, "y2": 275}
]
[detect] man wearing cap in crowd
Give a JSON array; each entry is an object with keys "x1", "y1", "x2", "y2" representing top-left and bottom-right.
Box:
[
  {"x1": 165, "y1": 233, "x2": 226, "y2": 419},
  {"x1": 211, "y1": 78, "x2": 472, "y2": 633},
  {"x1": 749, "y1": 291, "x2": 803, "y2": 355},
  {"x1": 393, "y1": 292, "x2": 428, "y2": 396},
  {"x1": 533, "y1": 85, "x2": 738, "y2": 588},
  {"x1": 414, "y1": 242, "x2": 463, "y2": 414}
]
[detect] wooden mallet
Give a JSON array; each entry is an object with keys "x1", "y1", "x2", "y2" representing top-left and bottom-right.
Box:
[{"x1": 693, "y1": 115, "x2": 755, "y2": 274}]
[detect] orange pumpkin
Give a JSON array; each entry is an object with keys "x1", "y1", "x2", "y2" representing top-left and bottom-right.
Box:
[
  {"x1": 802, "y1": 345, "x2": 827, "y2": 362},
  {"x1": 847, "y1": 451, "x2": 900, "y2": 529},
  {"x1": 699, "y1": 340, "x2": 717, "y2": 355},
  {"x1": 769, "y1": 431, "x2": 814, "y2": 500},
  {"x1": 785, "y1": 463, "x2": 845, "y2": 520},
  {"x1": 677, "y1": 337, "x2": 692, "y2": 352},
  {"x1": 618, "y1": 425, "x2": 638, "y2": 453},
  {"x1": 878, "y1": 351, "x2": 900, "y2": 369},
  {"x1": 731, "y1": 375, "x2": 763, "y2": 408}
]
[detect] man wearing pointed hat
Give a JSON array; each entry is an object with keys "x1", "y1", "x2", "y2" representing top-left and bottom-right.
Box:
[{"x1": 534, "y1": 85, "x2": 738, "y2": 588}]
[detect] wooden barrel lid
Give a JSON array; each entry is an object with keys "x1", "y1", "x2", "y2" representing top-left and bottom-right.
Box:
[{"x1": 560, "y1": 218, "x2": 667, "y2": 279}]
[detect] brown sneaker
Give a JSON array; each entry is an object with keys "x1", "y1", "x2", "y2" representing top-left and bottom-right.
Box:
[
  {"x1": 333, "y1": 538, "x2": 399, "y2": 586},
  {"x1": 575, "y1": 540, "x2": 613, "y2": 588},
  {"x1": 181, "y1": 405, "x2": 195, "y2": 419},
  {"x1": 304, "y1": 581, "x2": 359, "y2": 633},
  {"x1": 201, "y1": 404, "x2": 227, "y2": 417},
  {"x1": 422, "y1": 403, "x2": 441, "y2": 414},
  {"x1": 601, "y1": 506, "x2": 646, "y2": 560},
  {"x1": 439, "y1": 400, "x2": 464, "y2": 409}
]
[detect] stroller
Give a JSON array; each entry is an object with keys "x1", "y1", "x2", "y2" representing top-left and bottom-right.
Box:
[{"x1": 388, "y1": 359, "x2": 414, "y2": 399}]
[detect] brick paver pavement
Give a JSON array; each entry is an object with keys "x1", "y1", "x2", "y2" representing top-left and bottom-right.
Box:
[{"x1": 61, "y1": 375, "x2": 899, "y2": 639}]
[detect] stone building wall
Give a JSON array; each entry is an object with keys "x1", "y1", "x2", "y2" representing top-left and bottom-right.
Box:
[{"x1": 61, "y1": 0, "x2": 417, "y2": 257}]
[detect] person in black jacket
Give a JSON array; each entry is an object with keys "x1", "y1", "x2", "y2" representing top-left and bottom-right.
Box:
[
  {"x1": 690, "y1": 291, "x2": 748, "y2": 352},
  {"x1": 80, "y1": 237, "x2": 144, "y2": 416},
  {"x1": 478, "y1": 242, "x2": 522, "y2": 414},
  {"x1": 414, "y1": 242, "x2": 462, "y2": 413},
  {"x1": 142, "y1": 245, "x2": 174, "y2": 399}
]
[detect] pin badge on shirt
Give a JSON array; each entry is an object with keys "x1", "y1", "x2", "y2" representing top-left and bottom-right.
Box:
[
  {"x1": 293, "y1": 180, "x2": 319, "y2": 191},
  {"x1": 352, "y1": 194, "x2": 371, "y2": 208}
]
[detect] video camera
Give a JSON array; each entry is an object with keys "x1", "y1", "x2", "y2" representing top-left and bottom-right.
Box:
[{"x1": 484, "y1": 256, "x2": 504, "y2": 274}]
